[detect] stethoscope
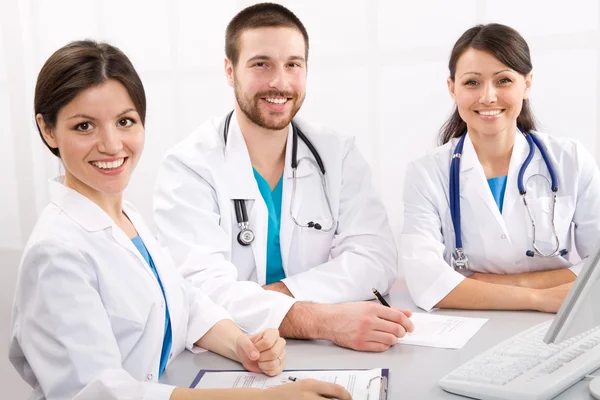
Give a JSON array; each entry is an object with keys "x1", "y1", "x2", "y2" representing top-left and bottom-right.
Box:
[
  {"x1": 450, "y1": 130, "x2": 568, "y2": 271},
  {"x1": 223, "y1": 111, "x2": 336, "y2": 246}
]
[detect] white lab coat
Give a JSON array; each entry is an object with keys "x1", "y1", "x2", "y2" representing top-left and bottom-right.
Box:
[
  {"x1": 401, "y1": 131, "x2": 600, "y2": 311},
  {"x1": 154, "y1": 111, "x2": 398, "y2": 334},
  {"x1": 10, "y1": 179, "x2": 232, "y2": 400}
]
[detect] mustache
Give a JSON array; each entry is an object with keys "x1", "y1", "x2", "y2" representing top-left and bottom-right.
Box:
[{"x1": 255, "y1": 91, "x2": 297, "y2": 98}]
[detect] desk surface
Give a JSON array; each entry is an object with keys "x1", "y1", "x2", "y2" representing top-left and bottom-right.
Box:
[{"x1": 161, "y1": 280, "x2": 596, "y2": 399}]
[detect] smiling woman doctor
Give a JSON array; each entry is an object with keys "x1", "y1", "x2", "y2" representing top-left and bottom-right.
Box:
[
  {"x1": 401, "y1": 23, "x2": 600, "y2": 313},
  {"x1": 9, "y1": 40, "x2": 350, "y2": 400}
]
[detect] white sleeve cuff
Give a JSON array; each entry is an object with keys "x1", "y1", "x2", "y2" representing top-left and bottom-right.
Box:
[
  {"x1": 568, "y1": 260, "x2": 586, "y2": 276},
  {"x1": 142, "y1": 383, "x2": 177, "y2": 400},
  {"x1": 186, "y1": 312, "x2": 232, "y2": 353},
  {"x1": 416, "y1": 268, "x2": 466, "y2": 311}
]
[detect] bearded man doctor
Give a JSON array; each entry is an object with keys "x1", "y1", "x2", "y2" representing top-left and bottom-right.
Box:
[
  {"x1": 401, "y1": 23, "x2": 600, "y2": 313},
  {"x1": 154, "y1": 2, "x2": 414, "y2": 352}
]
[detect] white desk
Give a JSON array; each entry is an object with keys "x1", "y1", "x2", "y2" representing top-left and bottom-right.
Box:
[{"x1": 161, "y1": 280, "x2": 597, "y2": 399}]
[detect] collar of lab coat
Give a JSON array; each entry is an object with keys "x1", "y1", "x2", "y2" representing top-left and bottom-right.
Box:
[
  {"x1": 48, "y1": 177, "x2": 156, "y2": 267},
  {"x1": 49, "y1": 177, "x2": 115, "y2": 232},
  {"x1": 223, "y1": 111, "x2": 313, "y2": 200},
  {"x1": 458, "y1": 129, "x2": 541, "y2": 174}
]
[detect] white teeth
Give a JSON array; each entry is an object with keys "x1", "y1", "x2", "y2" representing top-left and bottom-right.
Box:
[
  {"x1": 478, "y1": 110, "x2": 503, "y2": 116},
  {"x1": 91, "y1": 158, "x2": 125, "y2": 169},
  {"x1": 265, "y1": 98, "x2": 287, "y2": 104}
]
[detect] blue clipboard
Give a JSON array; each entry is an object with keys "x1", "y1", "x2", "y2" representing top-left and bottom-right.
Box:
[{"x1": 190, "y1": 368, "x2": 389, "y2": 400}]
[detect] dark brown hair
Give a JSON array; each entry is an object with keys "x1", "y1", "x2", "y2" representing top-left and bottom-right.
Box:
[
  {"x1": 439, "y1": 23, "x2": 537, "y2": 145},
  {"x1": 225, "y1": 2, "x2": 309, "y2": 66},
  {"x1": 34, "y1": 40, "x2": 146, "y2": 157}
]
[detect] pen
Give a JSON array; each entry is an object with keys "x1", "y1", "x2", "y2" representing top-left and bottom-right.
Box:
[
  {"x1": 372, "y1": 288, "x2": 390, "y2": 307},
  {"x1": 288, "y1": 376, "x2": 298, "y2": 382}
]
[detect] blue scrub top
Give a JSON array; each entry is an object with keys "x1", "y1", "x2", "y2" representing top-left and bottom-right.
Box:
[
  {"x1": 253, "y1": 168, "x2": 286, "y2": 284},
  {"x1": 487, "y1": 176, "x2": 508, "y2": 213},
  {"x1": 131, "y1": 236, "x2": 172, "y2": 377}
]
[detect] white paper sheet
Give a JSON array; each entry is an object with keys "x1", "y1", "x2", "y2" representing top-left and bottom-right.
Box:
[
  {"x1": 398, "y1": 313, "x2": 488, "y2": 349},
  {"x1": 192, "y1": 368, "x2": 384, "y2": 399}
]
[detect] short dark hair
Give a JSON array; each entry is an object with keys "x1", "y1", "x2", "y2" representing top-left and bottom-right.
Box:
[
  {"x1": 34, "y1": 40, "x2": 146, "y2": 157},
  {"x1": 439, "y1": 23, "x2": 537, "y2": 145},
  {"x1": 225, "y1": 2, "x2": 309, "y2": 66}
]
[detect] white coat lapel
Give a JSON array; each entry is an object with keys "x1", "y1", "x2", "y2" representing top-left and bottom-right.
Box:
[
  {"x1": 280, "y1": 124, "x2": 299, "y2": 276},
  {"x1": 223, "y1": 112, "x2": 259, "y2": 201},
  {"x1": 109, "y1": 209, "x2": 167, "y2": 288},
  {"x1": 460, "y1": 133, "x2": 510, "y2": 238},
  {"x1": 280, "y1": 123, "x2": 320, "y2": 275},
  {"x1": 501, "y1": 131, "x2": 543, "y2": 219},
  {"x1": 126, "y1": 204, "x2": 182, "y2": 337},
  {"x1": 224, "y1": 112, "x2": 268, "y2": 285}
]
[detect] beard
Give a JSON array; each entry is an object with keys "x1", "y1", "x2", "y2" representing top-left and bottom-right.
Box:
[{"x1": 234, "y1": 81, "x2": 305, "y2": 131}]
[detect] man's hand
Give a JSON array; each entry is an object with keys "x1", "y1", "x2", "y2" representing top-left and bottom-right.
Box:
[
  {"x1": 236, "y1": 328, "x2": 286, "y2": 376},
  {"x1": 323, "y1": 302, "x2": 414, "y2": 352}
]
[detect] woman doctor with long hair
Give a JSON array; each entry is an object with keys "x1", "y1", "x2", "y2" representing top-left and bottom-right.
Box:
[{"x1": 401, "y1": 23, "x2": 600, "y2": 313}]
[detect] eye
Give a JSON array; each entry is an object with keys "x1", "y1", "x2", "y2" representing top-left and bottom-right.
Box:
[
  {"x1": 498, "y1": 77, "x2": 512, "y2": 84},
  {"x1": 463, "y1": 80, "x2": 479, "y2": 86},
  {"x1": 287, "y1": 62, "x2": 302, "y2": 68},
  {"x1": 254, "y1": 62, "x2": 267, "y2": 68},
  {"x1": 117, "y1": 117, "x2": 135, "y2": 127},
  {"x1": 74, "y1": 122, "x2": 93, "y2": 132}
]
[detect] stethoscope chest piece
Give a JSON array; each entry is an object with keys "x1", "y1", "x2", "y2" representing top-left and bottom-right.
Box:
[{"x1": 237, "y1": 226, "x2": 255, "y2": 246}]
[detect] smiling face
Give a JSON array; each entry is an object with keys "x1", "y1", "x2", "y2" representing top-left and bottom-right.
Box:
[
  {"x1": 37, "y1": 79, "x2": 144, "y2": 201},
  {"x1": 448, "y1": 48, "x2": 532, "y2": 140},
  {"x1": 225, "y1": 26, "x2": 307, "y2": 131}
]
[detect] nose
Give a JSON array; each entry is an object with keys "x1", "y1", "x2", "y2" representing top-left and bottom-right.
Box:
[
  {"x1": 479, "y1": 82, "x2": 497, "y2": 105},
  {"x1": 97, "y1": 126, "x2": 123, "y2": 155},
  {"x1": 268, "y1": 64, "x2": 288, "y2": 91}
]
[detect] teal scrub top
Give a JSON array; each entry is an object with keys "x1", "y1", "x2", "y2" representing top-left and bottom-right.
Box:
[
  {"x1": 487, "y1": 176, "x2": 508, "y2": 213},
  {"x1": 253, "y1": 168, "x2": 286, "y2": 284},
  {"x1": 131, "y1": 236, "x2": 172, "y2": 377}
]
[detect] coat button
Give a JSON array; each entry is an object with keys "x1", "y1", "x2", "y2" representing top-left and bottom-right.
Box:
[
  {"x1": 169, "y1": 352, "x2": 173, "y2": 359},
  {"x1": 147, "y1": 373, "x2": 153, "y2": 381},
  {"x1": 160, "y1": 301, "x2": 165, "y2": 308},
  {"x1": 501, "y1": 234, "x2": 506, "y2": 239}
]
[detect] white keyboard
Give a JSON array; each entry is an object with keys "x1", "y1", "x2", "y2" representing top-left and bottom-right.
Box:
[{"x1": 439, "y1": 319, "x2": 600, "y2": 399}]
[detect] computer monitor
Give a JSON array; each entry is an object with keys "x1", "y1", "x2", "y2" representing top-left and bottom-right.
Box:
[
  {"x1": 544, "y1": 243, "x2": 600, "y2": 398},
  {"x1": 544, "y1": 244, "x2": 600, "y2": 344}
]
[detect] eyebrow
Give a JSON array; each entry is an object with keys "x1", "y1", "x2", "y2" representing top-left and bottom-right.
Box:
[
  {"x1": 460, "y1": 69, "x2": 512, "y2": 78},
  {"x1": 66, "y1": 108, "x2": 137, "y2": 121},
  {"x1": 246, "y1": 55, "x2": 306, "y2": 64}
]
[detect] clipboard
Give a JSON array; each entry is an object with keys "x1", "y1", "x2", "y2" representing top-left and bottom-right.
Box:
[
  {"x1": 378, "y1": 369, "x2": 389, "y2": 400},
  {"x1": 190, "y1": 368, "x2": 389, "y2": 400}
]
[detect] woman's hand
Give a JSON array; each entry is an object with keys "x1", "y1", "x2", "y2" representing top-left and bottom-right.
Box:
[
  {"x1": 262, "y1": 379, "x2": 352, "y2": 400},
  {"x1": 531, "y1": 282, "x2": 573, "y2": 313},
  {"x1": 236, "y1": 328, "x2": 286, "y2": 376}
]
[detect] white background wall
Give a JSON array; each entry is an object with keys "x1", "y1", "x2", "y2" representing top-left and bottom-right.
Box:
[{"x1": 0, "y1": 0, "x2": 599, "y2": 397}]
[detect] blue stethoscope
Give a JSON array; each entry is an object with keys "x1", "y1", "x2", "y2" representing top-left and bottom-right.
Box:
[{"x1": 450, "y1": 131, "x2": 568, "y2": 271}]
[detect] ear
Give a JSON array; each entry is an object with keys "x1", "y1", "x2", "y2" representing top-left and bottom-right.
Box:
[
  {"x1": 524, "y1": 72, "x2": 533, "y2": 99},
  {"x1": 36, "y1": 114, "x2": 58, "y2": 150},
  {"x1": 224, "y1": 57, "x2": 235, "y2": 88},
  {"x1": 447, "y1": 77, "x2": 456, "y2": 103}
]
